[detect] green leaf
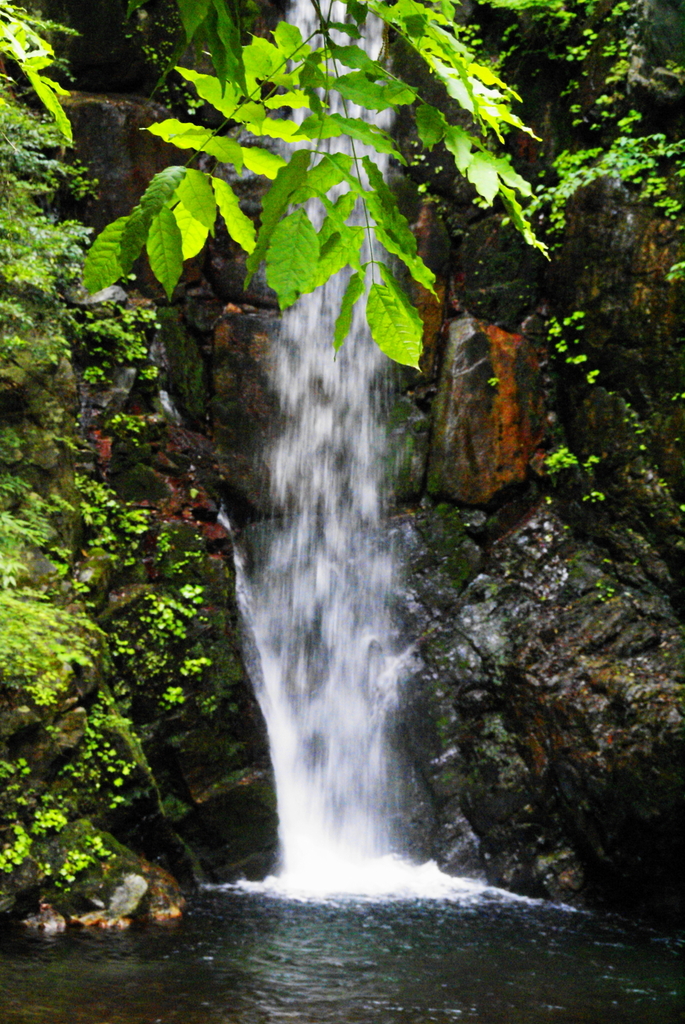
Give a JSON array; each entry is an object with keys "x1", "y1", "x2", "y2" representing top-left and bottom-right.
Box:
[
  {"x1": 24, "y1": 71, "x2": 72, "y2": 143},
  {"x1": 265, "y1": 209, "x2": 320, "y2": 309},
  {"x1": 146, "y1": 207, "x2": 184, "y2": 300},
  {"x1": 174, "y1": 67, "x2": 240, "y2": 116},
  {"x1": 444, "y1": 125, "x2": 473, "y2": 173},
  {"x1": 126, "y1": 0, "x2": 148, "y2": 14},
  {"x1": 119, "y1": 207, "x2": 150, "y2": 275},
  {"x1": 299, "y1": 54, "x2": 329, "y2": 90},
  {"x1": 362, "y1": 156, "x2": 436, "y2": 294},
  {"x1": 119, "y1": 165, "x2": 186, "y2": 273},
  {"x1": 273, "y1": 22, "x2": 307, "y2": 57},
  {"x1": 346, "y1": 0, "x2": 368, "y2": 26},
  {"x1": 243, "y1": 36, "x2": 281, "y2": 83},
  {"x1": 172, "y1": 203, "x2": 210, "y2": 260},
  {"x1": 366, "y1": 282, "x2": 422, "y2": 368},
  {"x1": 329, "y1": 44, "x2": 378, "y2": 73},
  {"x1": 241, "y1": 147, "x2": 287, "y2": 179},
  {"x1": 175, "y1": 169, "x2": 217, "y2": 230},
  {"x1": 244, "y1": 116, "x2": 303, "y2": 141},
  {"x1": 83, "y1": 216, "x2": 128, "y2": 294},
  {"x1": 204, "y1": 0, "x2": 247, "y2": 95},
  {"x1": 403, "y1": 13, "x2": 428, "y2": 37},
  {"x1": 176, "y1": 0, "x2": 211, "y2": 40},
  {"x1": 492, "y1": 155, "x2": 532, "y2": 197},
  {"x1": 431, "y1": 57, "x2": 475, "y2": 114},
  {"x1": 263, "y1": 89, "x2": 311, "y2": 110},
  {"x1": 366, "y1": 270, "x2": 422, "y2": 368},
  {"x1": 139, "y1": 165, "x2": 188, "y2": 216},
  {"x1": 334, "y1": 72, "x2": 416, "y2": 110},
  {"x1": 311, "y1": 225, "x2": 364, "y2": 289},
  {"x1": 467, "y1": 151, "x2": 500, "y2": 203},
  {"x1": 245, "y1": 149, "x2": 311, "y2": 282},
  {"x1": 212, "y1": 178, "x2": 256, "y2": 254},
  {"x1": 326, "y1": 21, "x2": 361, "y2": 38},
  {"x1": 416, "y1": 104, "x2": 446, "y2": 149},
  {"x1": 334, "y1": 271, "x2": 365, "y2": 351},
  {"x1": 500, "y1": 185, "x2": 548, "y2": 256},
  {"x1": 290, "y1": 154, "x2": 353, "y2": 203},
  {"x1": 320, "y1": 190, "x2": 359, "y2": 233},
  {"x1": 146, "y1": 119, "x2": 244, "y2": 170},
  {"x1": 296, "y1": 114, "x2": 403, "y2": 160}
]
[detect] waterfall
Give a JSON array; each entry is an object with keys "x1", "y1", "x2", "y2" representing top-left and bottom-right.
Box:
[{"x1": 235, "y1": 1, "x2": 408, "y2": 889}]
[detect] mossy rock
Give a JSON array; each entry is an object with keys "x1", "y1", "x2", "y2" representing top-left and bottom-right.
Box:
[
  {"x1": 111, "y1": 463, "x2": 172, "y2": 503},
  {"x1": 37, "y1": 819, "x2": 184, "y2": 924}
]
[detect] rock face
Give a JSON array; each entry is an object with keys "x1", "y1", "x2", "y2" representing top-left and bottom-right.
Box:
[
  {"x1": 2, "y1": 0, "x2": 683, "y2": 929},
  {"x1": 386, "y1": 0, "x2": 684, "y2": 920},
  {"x1": 398, "y1": 502, "x2": 684, "y2": 919},
  {"x1": 211, "y1": 310, "x2": 279, "y2": 513},
  {"x1": 427, "y1": 317, "x2": 545, "y2": 505}
]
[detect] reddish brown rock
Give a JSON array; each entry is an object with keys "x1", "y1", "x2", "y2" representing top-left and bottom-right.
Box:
[{"x1": 427, "y1": 315, "x2": 545, "y2": 505}]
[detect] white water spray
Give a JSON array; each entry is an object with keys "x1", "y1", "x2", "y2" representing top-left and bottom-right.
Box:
[
  {"x1": 233, "y1": 2, "x2": 492, "y2": 901},
  {"x1": 234, "y1": 1, "x2": 408, "y2": 890}
]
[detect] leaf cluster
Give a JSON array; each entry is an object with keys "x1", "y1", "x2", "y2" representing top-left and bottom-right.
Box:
[
  {"x1": 0, "y1": 0, "x2": 74, "y2": 141},
  {"x1": 85, "y1": 0, "x2": 545, "y2": 368},
  {"x1": 0, "y1": 588, "x2": 100, "y2": 706},
  {"x1": 0, "y1": 90, "x2": 89, "y2": 365}
]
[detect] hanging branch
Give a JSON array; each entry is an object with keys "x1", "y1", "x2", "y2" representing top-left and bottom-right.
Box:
[{"x1": 84, "y1": 0, "x2": 547, "y2": 367}]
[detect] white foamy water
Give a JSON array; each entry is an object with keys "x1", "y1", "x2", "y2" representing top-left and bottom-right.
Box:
[{"x1": 233, "y1": 855, "x2": 492, "y2": 902}]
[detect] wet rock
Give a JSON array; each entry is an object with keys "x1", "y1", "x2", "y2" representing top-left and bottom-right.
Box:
[
  {"x1": 208, "y1": 231, "x2": 279, "y2": 310},
  {"x1": 550, "y1": 177, "x2": 682, "y2": 386},
  {"x1": 107, "y1": 873, "x2": 148, "y2": 917},
  {"x1": 628, "y1": 0, "x2": 685, "y2": 103},
  {"x1": 53, "y1": 708, "x2": 88, "y2": 752},
  {"x1": 427, "y1": 316, "x2": 545, "y2": 505},
  {"x1": 35, "y1": 820, "x2": 185, "y2": 927},
  {"x1": 454, "y1": 215, "x2": 540, "y2": 333},
  {"x1": 402, "y1": 500, "x2": 684, "y2": 918},
  {"x1": 155, "y1": 309, "x2": 208, "y2": 425},
  {"x1": 211, "y1": 310, "x2": 279, "y2": 512},
  {"x1": 387, "y1": 396, "x2": 431, "y2": 502},
  {"x1": 111, "y1": 463, "x2": 173, "y2": 504},
  {"x1": 76, "y1": 549, "x2": 115, "y2": 612},
  {"x1": 22, "y1": 904, "x2": 67, "y2": 933}
]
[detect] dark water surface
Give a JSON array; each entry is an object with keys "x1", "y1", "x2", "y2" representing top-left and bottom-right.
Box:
[{"x1": 0, "y1": 888, "x2": 682, "y2": 1024}]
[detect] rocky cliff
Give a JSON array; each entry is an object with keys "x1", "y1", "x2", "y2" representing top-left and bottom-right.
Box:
[{"x1": 1, "y1": 0, "x2": 682, "y2": 926}]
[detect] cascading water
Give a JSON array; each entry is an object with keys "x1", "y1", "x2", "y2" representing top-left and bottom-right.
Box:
[
  {"x1": 235, "y1": 1, "x2": 408, "y2": 890},
  {"x1": 233, "y1": 1, "x2": 492, "y2": 900}
]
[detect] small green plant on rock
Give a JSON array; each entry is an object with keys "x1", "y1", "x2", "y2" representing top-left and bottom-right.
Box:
[
  {"x1": 75, "y1": 474, "x2": 150, "y2": 571},
  {"x1": 58, "y1": 698, "x2": 140, "y2": 811},
  {"x1": 76, "y1": 305, "x2": 159, "y2": 385}
]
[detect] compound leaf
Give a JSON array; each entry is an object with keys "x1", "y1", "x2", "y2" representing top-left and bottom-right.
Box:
[
  {"x1": 366, "y1": 266, "x2": 422, "y2": 368},
  {"x1": 172, "y1": 203, "x2": 210, "y2": 260}
]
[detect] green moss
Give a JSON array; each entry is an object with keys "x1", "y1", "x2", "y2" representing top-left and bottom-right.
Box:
[{"x1": 112, "y1": 463, "x2": 172, "y2": 503}]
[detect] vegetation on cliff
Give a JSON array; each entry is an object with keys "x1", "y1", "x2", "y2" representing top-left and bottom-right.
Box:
[{"x1": 0, "y1": 0, "x2": 683, "y2": 924}]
